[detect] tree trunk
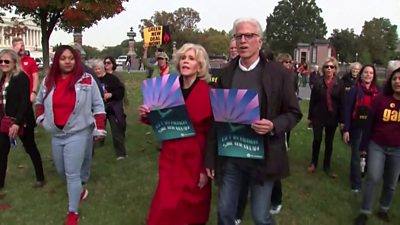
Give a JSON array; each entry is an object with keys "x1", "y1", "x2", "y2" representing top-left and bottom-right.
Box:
[
  {"x1": 40, "y1": 12, "x2": 50, "y2": 73},
  {"x1": 41, "y1": 29, "x2": 50, "y2": 73},
  {"x1": 39, "y1": 10, "x2": 60, "y2": 73}
]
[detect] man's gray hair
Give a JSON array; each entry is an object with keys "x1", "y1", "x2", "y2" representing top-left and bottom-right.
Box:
[{"x1": 233, "y1": 18, "x2": 263, "y2": 36}]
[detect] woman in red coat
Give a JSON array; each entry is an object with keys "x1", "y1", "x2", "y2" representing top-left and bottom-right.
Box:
[{"x1": 139, "y1": 43, "x2": 212, "y2": 225}]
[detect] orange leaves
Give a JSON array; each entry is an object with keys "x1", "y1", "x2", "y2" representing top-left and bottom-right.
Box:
[
  {"x1": 0, "y1": 0, "x2": 48, "y2": 8},
  {"x1": 62, "y1": 0, "x2": 126, "y2": 29}
]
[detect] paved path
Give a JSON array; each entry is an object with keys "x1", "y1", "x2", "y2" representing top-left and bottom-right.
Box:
[{"x1": 298, "y1": 86, "x2": 311, "y2": 100}]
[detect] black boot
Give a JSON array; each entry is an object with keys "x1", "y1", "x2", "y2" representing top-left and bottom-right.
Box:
[{"x1": 354, "y1": 213, "x2": 368, "y2": 225}]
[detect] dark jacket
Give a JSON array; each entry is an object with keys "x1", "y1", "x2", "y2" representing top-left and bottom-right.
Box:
[
  {"x1": 309, "y1": 71, "x2": 321, "y2": 88},
  {"x1": 204, "y1": 53, "x2": 303, "y2": 181},
  {"x1": 99, "y1": 73, "x2": 126, "y2": 127},
  {"x1": 341, "y1": 72, "x2": 358, "y2": 94},
  {"x1": 3, "y1": 71, "x2": 35, "y2": 127},
  {"x1": 308, "y1": 76, "x2": 344, "y2": 126},
  {"x1": 343, "y1": 84, "x2": 380, "y2": 132}
]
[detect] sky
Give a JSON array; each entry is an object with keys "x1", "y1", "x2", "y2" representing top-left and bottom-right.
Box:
[{"x1": 48, "y1": 0, "x2": 400, "y2": 50}]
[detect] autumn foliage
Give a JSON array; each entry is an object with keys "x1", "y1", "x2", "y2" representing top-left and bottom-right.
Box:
[{"x1": 0, "y1": 0, "x2": 128, "y2": 69}]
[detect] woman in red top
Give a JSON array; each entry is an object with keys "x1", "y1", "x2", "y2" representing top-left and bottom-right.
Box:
[
  {"x1": 36, "y1": 46, "x2": 106, "y2": 225},
  {"x1": 354, "y1": 67, "x2": 400, "y2": 225},
  {"x1": 139, "y1": 43, "x2": 212, "y2": 225}
]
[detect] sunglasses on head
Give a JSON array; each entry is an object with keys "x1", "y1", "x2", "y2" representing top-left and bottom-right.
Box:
[
  {"x1": 324, "y1": 65, "x2": 335, "y2": 69},
  {"x1": 0, "y1": 59, "x2": 11, "y2": 65}
]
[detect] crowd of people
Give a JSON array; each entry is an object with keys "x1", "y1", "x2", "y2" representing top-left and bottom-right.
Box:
[{"x1": 0, "y1": 17, "x2": 399, "y2": 225}]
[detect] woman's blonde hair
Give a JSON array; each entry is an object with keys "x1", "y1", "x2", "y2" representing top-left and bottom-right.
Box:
[
  {"x1": 276, "y1": 53, "x2": 292, "y2": 64},
  {"x1": 0, "y1": 49, "x2": 21, "y2": 77},
  {"x1": 175, "y1": 43, "x2": 210, "y2": 82},
  {"x1": 321, "y1": 57, "x2": 339, "y2": 75}
]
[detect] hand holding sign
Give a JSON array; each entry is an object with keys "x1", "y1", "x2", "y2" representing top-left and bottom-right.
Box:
[{"x1": 251, "y1": 119, "x2": 274, "y2": 135}]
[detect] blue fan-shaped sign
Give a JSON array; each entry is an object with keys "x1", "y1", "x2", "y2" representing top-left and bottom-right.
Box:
[
  {"x1": 142, "y1": 74, "x2": 184, "y2": 109},
  {"x1": 209, "y1": 88, "x2": 260, "y2": 124}
]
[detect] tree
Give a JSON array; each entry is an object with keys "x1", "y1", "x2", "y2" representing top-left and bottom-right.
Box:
[
  {"x1": 0, "y1": 0, "x2": 128, "y2": 70},
  {"x1": 200, "y1": 28, "x2": 230, "y2": 56},
  {"x1": 101, "y1": 39, "x2": 129, "y2": 59},
  {"x1": 329, "y1": 28, "x2": 360, "y2": 63},
  {"x1": 265, "y1": 0, "x2": 327, "y2": 53},
  {"x1": 360, "y1": 17, "x2": 398, "y2": 65},
  {"x1": 82, "y1": 45, "x2": 101, "y2": 59},
  {"x1": 173, "y1": 7, "x2": 200, "y2": 31}
]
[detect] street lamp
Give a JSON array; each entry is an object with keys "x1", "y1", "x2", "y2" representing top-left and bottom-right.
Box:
[
  {"x1": 355, "y1": 52, "x2": 358, "y2": 62},
  {"x1": 127, "y1": 27, "x2": 136, "y2": 56},
  {"x1": 171, "y1": 41, "x2": 177, "y2": 63},
  {"x1": 337, "y1": 53, "x2": 340, "y2": 63},
  {"x1": 126, "y1": 27, "x2": 137, "y2": 70}
]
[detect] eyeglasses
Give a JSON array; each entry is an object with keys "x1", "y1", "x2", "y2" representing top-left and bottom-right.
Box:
[
  {"x1": 324, "y1": 65, "x2": 335, "y2": 69},
  {"x1": 283, "y1": 61, "x2": 292, "y2": 64},
  {"x1": 233, "y1": 33, "x2": 259, "y2": 41},
  {"x1": 104, "y1": 61, "x2": 112, "y2": 65},
  {"x1": 0, "y1": 59, "x2": 11, "y2": 65},
  {"x1": 157, "y1": 57, "x2": 166, "y2": 60}
]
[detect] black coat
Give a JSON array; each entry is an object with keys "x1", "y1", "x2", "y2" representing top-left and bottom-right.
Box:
[
  {"x1": 205, "y1": 53, "x2": 303, "y2": 181},
  {"x1": 3, "y1": 71, "x2": 35, "y2": 127},
  {"x1": 308, "y1": 77, "x2": 344, "y2": 126},
  {"x1": 341, "y1": 72, "x2": 358, "y2": 93}
]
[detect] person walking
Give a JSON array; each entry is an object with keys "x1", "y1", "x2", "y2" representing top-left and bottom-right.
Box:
[
  {"x1": 342, "y1": 65, "x2": 379, "y2": 192},
  {"x1": 139, "y1": 43, "x2": 213, "y2": 225},
  {"x1": 93, "y1": 59, "x2": 127, "y2": 160},
  {"x1": 0, "y1": 49, "x2": 45, "y2": 190},
  {"x1": 307, "y1": 57, "x2": 344, "y2": 178},
  {"x1": 35, "y1": 45, "x2": 106, "y2": 225},
  {"x1": 353, "y1": 67, "x2": 400, "y2": 225},
  {"x1": 205, "y1": 18, "x2": 302, "y2": 225}
]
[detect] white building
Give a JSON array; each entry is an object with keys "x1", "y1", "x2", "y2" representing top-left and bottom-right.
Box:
[{"x1": 0, "y1": 17, "x2": 42, "y2": 57}]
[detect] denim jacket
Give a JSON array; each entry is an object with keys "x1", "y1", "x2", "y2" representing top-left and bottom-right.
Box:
[{"x1": 35, "y1": 73, "x2": 106, "y2": 137}]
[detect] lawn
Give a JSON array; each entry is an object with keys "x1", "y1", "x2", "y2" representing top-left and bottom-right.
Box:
[{"x1": 0, "y1": 72, "x2": 398, "y2": 225}]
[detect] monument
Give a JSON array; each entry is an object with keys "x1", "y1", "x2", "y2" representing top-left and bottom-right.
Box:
[{"x1": 127, "y1": 27, "x2": 139, "y2": 70}]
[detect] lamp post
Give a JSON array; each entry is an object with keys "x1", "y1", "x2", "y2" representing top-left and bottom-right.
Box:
[
  {"x1": 337, "y1": 53, "x2": 340, "y2": 63},
  {"x1": 355, "y1": 52, "x2": 358, "y2": 62},
  {"x1": 171, "y1": 41, "x2": 177, "y2": 63},
  {"x1": 127, "y1": 27, "x2": 137, "y2": 70}
]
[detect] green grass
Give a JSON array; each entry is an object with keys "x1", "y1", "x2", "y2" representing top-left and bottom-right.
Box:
[{"x1": 0, "y1": 72, "x2": 399, "y2": 225}]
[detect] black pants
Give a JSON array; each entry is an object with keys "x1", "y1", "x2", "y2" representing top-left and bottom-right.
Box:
[
  {"x1": 311, "y1": 123, "x2": 337, "y2": 171},
  {"x1": 271, "y1": 180, "x2": 282, "y2": 206},
  {"x1": 108, "y1": 115, "x2": 127, "y2": 157},
  {"x1": 0, "y1": 125, "x2": 44, "y2": 188}
]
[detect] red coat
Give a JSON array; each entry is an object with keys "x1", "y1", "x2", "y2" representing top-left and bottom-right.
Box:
[{"x1": 147, "y1": 80, "x2": 213, "y2": 225}]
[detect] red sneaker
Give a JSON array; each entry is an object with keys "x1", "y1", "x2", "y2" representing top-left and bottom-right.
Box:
[
  {"x1": 79, "y1": 188, "x2": 88, "y2": 203},
  {"x1": 0, "y1": 203, "x2": 11, "y2": 211},
  {"x1": 65, "y1": 212, "x2": 79, "y2": 225}
]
